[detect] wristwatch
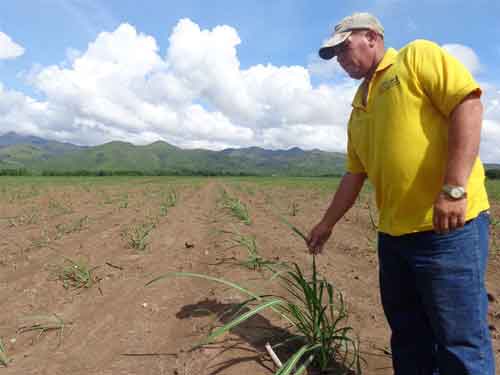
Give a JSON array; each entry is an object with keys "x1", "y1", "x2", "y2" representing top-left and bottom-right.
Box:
[{"x1": 442, "y1": 185, "x2": 467, "y2": 200}]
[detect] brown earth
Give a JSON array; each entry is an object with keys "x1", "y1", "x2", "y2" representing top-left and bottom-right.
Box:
[{"x1": 0, "y1": 177, "x2": 498, "y2": 375}]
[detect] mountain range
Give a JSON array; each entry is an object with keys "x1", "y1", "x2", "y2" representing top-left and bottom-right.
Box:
[{"x1": 0, "y1": 132, "x2": 346, "y2": 176}]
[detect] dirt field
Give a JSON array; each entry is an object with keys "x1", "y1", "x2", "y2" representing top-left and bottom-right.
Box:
[{"x1": 0, "y1": 176, "x2": 499, "y2": 375}]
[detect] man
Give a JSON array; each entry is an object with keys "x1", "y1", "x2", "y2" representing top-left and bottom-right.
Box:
[{"x1": 307, "y1": 12, "x2": 495, "y2": 375}]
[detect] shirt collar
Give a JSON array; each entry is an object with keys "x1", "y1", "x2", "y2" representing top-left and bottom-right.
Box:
[
  {"x1": 351, "y1": 48, "x2": 398, "y2": 109},
  {"x1": 375, "y1": 47, "x2": 397, "y2": 73}
]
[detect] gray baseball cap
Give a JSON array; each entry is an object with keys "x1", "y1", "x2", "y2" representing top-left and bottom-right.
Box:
[{"x1": 319, "y1": 12, "x2": 384, "y2": 60}]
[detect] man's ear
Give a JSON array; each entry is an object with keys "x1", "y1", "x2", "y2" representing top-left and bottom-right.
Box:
[{"x1": 365, "y1": 30, "x2": 378, "y2": 46}]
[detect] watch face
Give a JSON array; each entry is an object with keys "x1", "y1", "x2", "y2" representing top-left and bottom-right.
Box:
[
  {"x1": 442, "y1": 185, "x2": 465, "y2": 199},
  {"x1": 450, "y1": 187, "x2": 464, "y2": 199}
]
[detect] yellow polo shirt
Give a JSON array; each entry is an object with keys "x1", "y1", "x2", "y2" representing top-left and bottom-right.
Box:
[{"x1": 346, "y1": 39, "x2": 489, "y2": 236}]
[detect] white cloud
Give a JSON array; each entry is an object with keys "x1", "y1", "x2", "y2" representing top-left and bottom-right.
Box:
[
  {"x1": 442, "y1": 44, "x2": 481, "y2": 75},
  {"x1": 481, "y1": 119, "x2": 500, "y2": 163},
  {"x1": 307, "y1": 54, "x2": 345, "y2": 80},
  {"x1": 481, "y1": 84, "x2": 500, "y2": 163},
  {"x1": 0, "y1": 32, "x2": 25, "y2": 59},
  {"x1": 65, "y1": 48, "x2": 82, "y2": 65},
  {"x1": 262, "y1": 124, "x2": 347, "y2": 151},
  {"x1": 0, "y1": 19, "x2": 355, "y2": 152},
  {"x1": 438, "y1": 44, "x2": 500, "y2": 163},
  {"x1": 0, "y1": 83, "x2": 56, "y2": 137},
  {"x1": 0, "y1": 19, "x2": 499, "y2": 163}
]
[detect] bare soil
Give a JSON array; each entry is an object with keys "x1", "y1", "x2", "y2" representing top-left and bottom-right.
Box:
[{"x1": 0, "y1": 178, "x2": 498, "y2": 375}]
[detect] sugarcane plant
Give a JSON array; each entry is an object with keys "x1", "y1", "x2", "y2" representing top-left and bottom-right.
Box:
[
  {"x1": 220, "y1": 229, "x2": 281, "y2": 271},
  {"x1": 0, "y1": 338, "x2": 9, "y2": 367},
  {"x1": 17, "y1": 314, "x2": 68, "y2": 346},
  {"x1": 219, "y1": 188, "x2": 251, "y2": 225},
  {"x1": 50, "y1": 257, "x2": 99, "y2": 290},
  {"x1": 147, "y1": 233, "x2": 360, "y2": 374}
]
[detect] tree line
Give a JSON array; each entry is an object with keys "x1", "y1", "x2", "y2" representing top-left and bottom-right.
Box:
[
  {"x1": 1, "y1": 168, "x2": 497, "y2": 178},
  {"x1": 486, "y1": 169, "x2": 500, "y2": 180},
  {"x1": 0, "y1": 168, "x2": 257, "y2": 177}
]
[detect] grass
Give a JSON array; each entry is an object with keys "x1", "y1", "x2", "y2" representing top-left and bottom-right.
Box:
[
  {"x1": 159, "y1": 189, "x2": 177, "y2": 216},
  {"x1": 5, "y1": 208, "x2": 40, "y2": 227},
  {"x1": 219, "y1": 189, "x2": 251, "y2": 225},
  {"x1": 50, "y1": 257, "x2": 98, "y2": 290},
  {"x1": 55, "y1": 216, "x2": 89, "y2": 239},
  {"x1": 279, "y1": 216, "x2": 308, "y2": 243},
  {"x1": 220, "y1": 176, "x2": 342, "y2": 193},
  {"x1": 230, "y1": 182, "x2": 256, "y2": 196},
  {"x1": 17, "y1": 314, "x2": 67, "y2": 345},
  {"x1": 119, "y1": 193, "x2": 129, "y2": 208},
  {"x1": 289, "y1": 201, "x2": 299, "y2": 216},
  {"x1": 21, "y1": 209, "x2": 40, "y2": 225},
  {"x1": 6, "y1": 185, "x2": 40, "y2": 203},
  {"x1": 491, "y1": 215, "x2": 500, "y2": 227},
  {"x1": 166, "y1": 189, "x2": 178, "y2": 205},
  {"x1": 360, "y1": 194, "x2": 379, "y2": 249},
  {"x1": 0, "y1": 338, "x2": 9, "y2": 367},
  {"x1": 366, "y1": 197, "x2": 378, "y2": 231},
  {"x1": 486, "y1": 179, "x2": 500, "y2": 201},
  {"x1": 148, "y1": 256, "x2": 360, "y2": 374},
  {"x1": 30, "y1": 226, "x2": 51, "y2": 250},
  {"x1": 102, "y1": 192, "x2": 114, "y2": 204},
  {"x1": 123, "y1": 221, "x2": 156, "y2": 251},
  {"x1": 2, "y1": 175, "x2": 497, "y2": 200},
  {"x1": 48, "y1": 198, "x2": 72, "y2": 216},
  {"x1": 223, "y1": 230, "x2": 280, "y2": 271}
]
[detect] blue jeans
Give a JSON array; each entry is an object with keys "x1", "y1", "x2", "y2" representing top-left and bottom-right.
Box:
[{"x1": 378, "y1": 211, "x2": 495, "y2": 375}]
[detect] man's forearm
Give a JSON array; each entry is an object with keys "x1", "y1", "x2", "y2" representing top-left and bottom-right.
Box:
[
  {"x1": 322, "y1": 172, "x2": 366, "y2": 228},
  {"x1": 444, "y1": 95, "x2": 483, "y2": 187}
]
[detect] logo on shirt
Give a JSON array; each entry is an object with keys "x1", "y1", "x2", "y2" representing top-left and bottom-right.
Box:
[{"x1": 379, "y1": 75, "x2": 400, "y2": 93}]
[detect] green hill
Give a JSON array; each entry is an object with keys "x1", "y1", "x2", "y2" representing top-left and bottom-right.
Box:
[
  {"x1": 0, "y1": 144, "x2": 51, "y2": 168},
  {"x1": 0, "y1": 132, "x2": 346, "y2": 176}
]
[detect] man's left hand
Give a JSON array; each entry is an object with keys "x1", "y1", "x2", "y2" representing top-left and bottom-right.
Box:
[{"x1": 433, "y1": 193, "x2": 467, "y2": 234}]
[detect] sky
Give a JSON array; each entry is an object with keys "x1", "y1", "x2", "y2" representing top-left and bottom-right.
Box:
[{"x1": 0, "y1": 0, "x2": 499, "y2": 162}]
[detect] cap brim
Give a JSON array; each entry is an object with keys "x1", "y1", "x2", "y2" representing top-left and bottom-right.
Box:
[{"x1": 318, "y1": 31, "x2": 351, "y2": 60}]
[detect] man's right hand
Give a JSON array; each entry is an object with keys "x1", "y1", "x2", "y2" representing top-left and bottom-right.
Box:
[
  {"x1": 305, "y1": 172, "x2": 366, "y2": 255},
  {"x1": 307, "y1": 221, "x2": 333, "y2": 254}
]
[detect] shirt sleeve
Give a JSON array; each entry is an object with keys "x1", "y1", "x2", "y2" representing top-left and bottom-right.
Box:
[
  {"x1": 346, "y1": 127, "x2": 365, "y2": 174},
  {"x1": 406, "y1": 40, "x2": 481, "y2": 117}
]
